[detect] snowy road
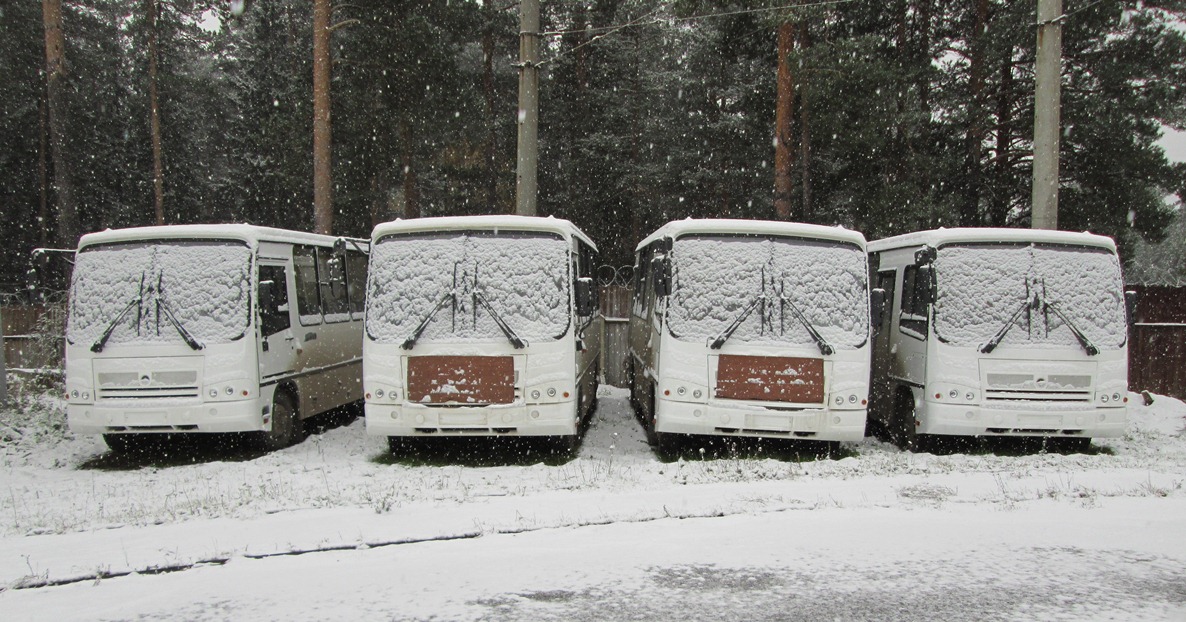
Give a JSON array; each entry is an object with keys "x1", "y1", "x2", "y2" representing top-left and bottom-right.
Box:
[{"x1": 2, "y1": 387, "x2": 1186, "y2": 620}]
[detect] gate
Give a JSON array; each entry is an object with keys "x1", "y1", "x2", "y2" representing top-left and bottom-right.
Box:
[{"x1": 598, "y1": 265, "x2": 633, "y2": 388}]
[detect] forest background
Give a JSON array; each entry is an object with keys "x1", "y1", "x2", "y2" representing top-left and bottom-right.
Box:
[{"x1": 2, "y1": 0, "x2": 1185, "y2": 292}]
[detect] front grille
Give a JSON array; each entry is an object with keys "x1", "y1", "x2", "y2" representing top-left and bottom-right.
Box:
[
  {"x1": 97, "y1": 370, "x2": 200, "y2": 400},
  {"x1": 984, "y1": 390, "x2": 1092, "y2": 402}
]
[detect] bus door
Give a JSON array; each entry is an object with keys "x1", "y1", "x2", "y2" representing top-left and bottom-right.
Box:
[{"x1": 258, "y1": 262, "x2": 297, "y2": 383}]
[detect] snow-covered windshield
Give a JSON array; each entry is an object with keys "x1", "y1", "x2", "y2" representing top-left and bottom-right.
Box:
[
  {"x1": 932, "y1": 243, "x2": 1126, "y2": 350},
  {"x1": 667, "y1": 235, "x2": 869, "y2": 349},
  {"x1": 366, "y1": 231, "x2": 570, "y2": 344},
  {"x1": 67, "y1": 240, "x2": 252, "y2": 347}
]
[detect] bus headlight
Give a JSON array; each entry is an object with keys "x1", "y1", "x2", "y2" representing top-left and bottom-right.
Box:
[
  {"x1": 209, "y1": 388, "x2": 219, "y2": 399},
  {"x1": 531, "y1": 389, "x2": 541, "y2": 400},
  {"x1": 1112, "y1": 393, "x2": 1121, "y2": 402},
  {"x1": 1101, "y1": 394, "x2": 1110, "y2": 403}
]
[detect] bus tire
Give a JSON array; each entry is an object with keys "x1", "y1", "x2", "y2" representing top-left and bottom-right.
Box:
[
  {"x1": 259, "y1": 390, "x2": 302, "y2": 451},
  {"x1": 891, "y1": 389, "x2": 920, "y2": 452}
]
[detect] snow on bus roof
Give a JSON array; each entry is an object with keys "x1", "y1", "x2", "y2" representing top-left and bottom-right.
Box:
[
  {"x1": 371, "y1": 215, "x2": 597, "y2": 251},
  {"x1": 867, "y1": 227, "x2": 1117, "y2": 254},
  {"x1": 636, "y1": 218, "x2": 866, "y2": 252},
  {"x1": 77, "y1": 224, "x2": 364, "y2": 251}
]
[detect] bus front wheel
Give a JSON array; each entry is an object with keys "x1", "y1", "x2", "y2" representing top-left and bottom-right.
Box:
[{"x1": 258, "y1": 391, "x2": 303, "y2": 451}]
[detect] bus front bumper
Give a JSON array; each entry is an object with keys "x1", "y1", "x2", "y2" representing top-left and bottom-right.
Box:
[
  {"x1": 654, "y1": 398, "x2": 866, "y2": 442},
  {"x1": 365, "y1": 402, "x2": 579, "y2": 437},
  {"x1": 67, "y1": 399, "x2": 266, "y2": 435},
  {"x1": 918, "y1": 401, "x2": 1127, "y2": 438}
]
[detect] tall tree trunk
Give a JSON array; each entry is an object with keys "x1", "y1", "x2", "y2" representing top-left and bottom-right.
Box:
[
  {"x1": 312, "y1": 0, "x2": 333, "y2": 235},
  {"x1": 42, "y1": 0, "x2": 80, "y2": 248},
  {"x1": 147, "y1": 0, "x2": 165, "y2": 225},
  {"x1": 38, "y1": 80, "x2": 49, "y2": 249},
  {"x1": 482, "y1": 9, "x2": 497, "y2": 213},
  {"x1": 798, "y1": 22, "x2": 812, "y2": 223},
  {"x1": 961, "y1": 0, "x2": 989, "y2": 226},
  {"x1": 990, "y1": 47, "x2": 1015, "y2": 226},
  {"x1": 401, "y1": 121, "x2": 420, "y2": 219},
  {"x1": 773, "y1": 21, "x2": 797, "y2": 220},
  {"x1": 370, "y1": 166, "x2": 390, "y2": 228}
]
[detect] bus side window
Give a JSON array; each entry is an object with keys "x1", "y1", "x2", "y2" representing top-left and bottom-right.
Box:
[
  {"x1": 258, "y1": 265, "x2": 291, "y2": 337},
  {"x1": 346, "y1": 250, "x2": 368, "y2": 319},
  {"x1": 294, "y1": 246, "x2": 323, "y2": 326},
  {"x1": 900, "y1": 265, "x2": 929, "y2": 339},
  {"x1": 876, "y1": 270, "x2": 896, "y2": 336}
]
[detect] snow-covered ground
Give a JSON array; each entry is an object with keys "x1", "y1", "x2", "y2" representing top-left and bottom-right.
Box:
[{"x1": 1, "y1": 386, "x2": 1185, "y2": 620}]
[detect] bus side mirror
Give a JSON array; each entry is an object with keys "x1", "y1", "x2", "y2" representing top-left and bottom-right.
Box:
[
  {"x1": 1125, "y1": 290, "x2": 1139, "y2": 324},
  {"x1": 917, "y1": 265, "x2": 935, "y2": 305},
  {"x1": 870, "y1": 288, "x2": 886, "y2": 328},
  {"x1": 652, "y1": 257, "x2": 670, "y2": 298},
  {"x1": 575, "y1": 277, "x2": 597, "y2": 316}
]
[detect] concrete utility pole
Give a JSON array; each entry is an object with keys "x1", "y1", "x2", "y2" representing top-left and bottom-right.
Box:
[
  {"x1": 515, "y1": 0, "x2": 540, "y2": 216},
  {"x1": 1031, "y1": 0, "x2": 1062, "y2": 230}
]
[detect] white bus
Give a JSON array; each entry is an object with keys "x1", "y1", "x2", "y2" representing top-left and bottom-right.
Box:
[
  {"x1": 867, "y1": 228, "x2": 1131, "y2": 451},
  {"x1": 363, "y1": 216, "x2": 601, "y2": 455},
  {"x1": 627, "y1": 219, "x2": 875, "y2": 454},
  {"x1": 65, "y1": 225, "x2": 368, "y2": 452}
]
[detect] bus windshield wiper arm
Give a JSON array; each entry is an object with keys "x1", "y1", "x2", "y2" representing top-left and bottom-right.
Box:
[
  {"x1": 709, "y1": 295, "x2": 762, "y2": 350},
  {"x1": 779, "y1": 291, "x2": 834, "y2": 356},
  {"x1": 1044, "y1": 300, "x2": 1099, "y2": 356},
  {"x1": 473, "y1": 290, "x2": 526, "y2": 349},
  {"x1": 401, "y1": 291, "x2": 455, "y2": 350},
  {"x1": 91, "y1": 273, "x2": 145, "y2": 353},
  {"x1": 156, "y1": 276, "x2": 204, "y2": 351},
  {"x1": 977, "y1": 298, "x2": 1032, "y2": 354}
]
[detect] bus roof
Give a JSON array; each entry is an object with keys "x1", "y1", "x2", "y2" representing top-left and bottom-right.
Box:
[
  {"x1": 77, "y1": 224, "x2": 364, "y2": 251},
  {"x1": 636, "y1": 219, "x2": 866, "y2": 253},
  {"x1": 371, "y1": 215, "x2": 597, "y2": 251},
  {"x1": 867, "y1": 227, "x2": 1117, "y2": 254}
]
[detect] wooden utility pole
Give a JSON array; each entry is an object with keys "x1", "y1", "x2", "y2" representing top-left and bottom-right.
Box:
[
  {"x1": 312, "y1": 0, "x2": 333, "y2": 234},
  {"x1": 514, "y1": 0, "x2": 540, "y2": 216},
  {"x1": 147, "y1": 0, "x2": 165, "y2": 225},
  {"x1": 773, "y1": 21, "x2": 796, "y2": 220},
  {"x1": 42, "y1": 0, "x2": 80, "y2": 248},
  {"x1": 1031, "y1": 0, "x2": 1062, "y2": 230}
]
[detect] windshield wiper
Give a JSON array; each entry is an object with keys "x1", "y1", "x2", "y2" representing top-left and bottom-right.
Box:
[
  {"x1": 155, "y1": 274, "x2": 204, "y2": 351},
  {"x1": 91, "y1": 273, "x2": 146, "y2": 353},
  {"x1": 710, "y1": 295, "x2": 763, "y2": 350},
  {"x1": 473, "y1": 290, "x2": 526, "y2": 349},
  {"x1": 778, "y1": 281, "x2": 834, "y2": 356},
  {"x1": 1044, "y1": 300, "x2": 1099, "y2": 356},
  {"x1": 979, "y1": 281, "x2": 1039, "y2": 354},
  {"x1": 401, "y1": 291, "x2": 454, "y2": 350}
]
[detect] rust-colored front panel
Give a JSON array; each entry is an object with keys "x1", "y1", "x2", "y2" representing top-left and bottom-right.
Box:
[
  {"x1": 714, "y1": 355, "x2": 824, "y2": 403},
  {"x1": 406, "y1": 356, "x2": 515, "y2": 405}
]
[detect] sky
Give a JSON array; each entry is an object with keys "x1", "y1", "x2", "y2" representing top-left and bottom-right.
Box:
[{"x1": 1159, "y1": 127, "x2": 1186, "y2": 163}]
